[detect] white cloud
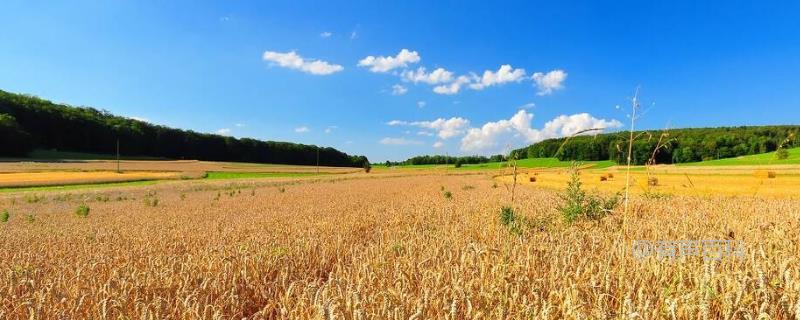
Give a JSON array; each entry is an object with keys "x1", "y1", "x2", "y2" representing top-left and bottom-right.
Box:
[
  {"x1": 469, "y1": 64, "x2": 526, "y2": 90},
  {"x1": 539, "y1": 113, "x2": 622, "y2": 138},
  {"x1": 235, "y1": 123, "x2": 246, "y2": 127},
  {"x1": 294, "y1": 126, "x2": 310, "y2": 133},
  {"x1": 519, "y1": 102, "x2": 536, "y2": 109},
  {"x1": 432, "y1": 141, "x2": 444, "y2": 148},
  {"x1": 433, "y1": 75, "x2": 473, "y2": 95},
  {"x1": 350, "y1": 30, "x2": 358, "y2": 39},
  {"x1": 379, "y1": 137, "x2": 423, "y2": 145},
  {"x1": 262, "y1": 50, "x2": 343, "y2": 75},
  {"x1": 386, "y1": 120, "x2": 407, "y2": 126},
  {"x1": 417, "y1": 101, "x2": 426, "y2": 108},
  {"x1": 460, "y1": 110, "x2": 621, "y2": 153},
  {"x1": 401, "y1": 67, "x2": 454, "y2": 84},
  {"x1": 532, "y1": 69, "x2": 567, "y2": 95},
  {"x1": 417, "y1": 131, "x2": 434, "y2": 136},
  {"x1": 324, "y1": 125, "x2": 338, "y2": 134},
  {"x1": 415, "y1": 117, "x2": 470, "y2": 139},
  {"x1": 216, "y1": 128, "x2": 231, "y2": 135},
  {"x1": 358, "y1": 49, "x2": 421, "y2": 73},
  {"x1": 320, "y1": 32, "x2": 332, "y2": 38},
  {"x1": 391, "y1": 84, "x2": 408, "y2": 95},
  {"x1": 389, "y1": 117, "x2": 470, "y2": 139}
]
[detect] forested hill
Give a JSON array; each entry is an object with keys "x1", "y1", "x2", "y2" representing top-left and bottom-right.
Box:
[
  {"x1": 0, "y1": 90, "x2": 369, "y2": 167},
  {"x1": 512, "y1": 125, "x2": 798, "y2": 165}
]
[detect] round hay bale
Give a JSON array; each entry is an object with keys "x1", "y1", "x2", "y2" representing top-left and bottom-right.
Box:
[
  {"x1": 753, "y1": 170, "x2": 776, "y2": 179},
  {"x1": 599, "y1": 175, "x2": 608, "y2": 182},
  {"x1": 529, "y1": 176, "x2": 537, "y2": 182},
  {"x1": 647, "y1": 177, "x2": 659, "y2": 186},
  {"x1": 607, "y1": 173, "x2": 614, "y2": 179}
]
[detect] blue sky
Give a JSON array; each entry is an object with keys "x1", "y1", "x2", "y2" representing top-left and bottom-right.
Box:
[{"x1": 1, "y1": 1, "x2": 798, "y2": 162}]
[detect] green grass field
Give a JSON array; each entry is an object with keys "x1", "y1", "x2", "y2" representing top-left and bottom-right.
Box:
[
  {"x1": 461, "y1": 158, "x2": 616, "y2": 170},
  {"x1": 379, "y1": 158, "x2": 617, "y2": 170},
  {"x1": 204, "y1": 171, "x2": 324, "y2": 180},
  {"x1": 679, "y1": 147, "x2": 800, "y2": 166}
]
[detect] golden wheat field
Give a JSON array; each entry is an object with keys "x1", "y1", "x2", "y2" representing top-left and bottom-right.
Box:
[{"x1": 1, "y1": 170, "x2": 799, "y2": 319}]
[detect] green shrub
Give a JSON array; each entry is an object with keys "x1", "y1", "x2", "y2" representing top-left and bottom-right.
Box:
[
  {"x1": 559, "y1": 167, "x2": 619, "y2": 223},
  {"x1": 144, "y1": 192, "x2": 159, "y2": 207},
  {"x1": 1, "y1": 209, "x2": 9, "y2": 223},
  {"x1": 775, "y1": 148, "x2": 789, "y2": 160},
  {"x1": 75, "y1": 204, "x2": 90, "y2": 217},
  {"x1": 25, "y1": 194, "x2": 44, "y2": 203},
  {"x1": 454, "y1": 162, "x2": 462, "y2": 168},
  {"x1": 500, "y1": 206, "x2": 529, "y2": 235},
  {"x1": 443, "y1": 191, "x2": 452, "y2": 199}
]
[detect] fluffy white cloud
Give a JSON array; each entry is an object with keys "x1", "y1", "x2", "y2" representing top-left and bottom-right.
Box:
[
  {"x1": 215, "y1": 128, "x2": 231, "y2": 135},
  {"x1": 532, "y1": 69, "x2": 567, "y2": 95},
  {"x1": 417, "y1": 131, "x2": 434, "y2": 136},
  {"x1": 539, "y1": 113, "x2": 622, "y2": 138},
  {"x1": 401, "y1": 67, "x2": 454, "y2": 84},
  {"x1": 294, "y1": 126, "x2": 310, "y2": 133},
  {"x1": 391, "y1": 84, "x2": 408, "y2": 95},
  {"x1": 388, "y1": 117, "x2": 470, "y2": 139},
  {"x1": 519, "y1": 102, "x2": 536, "y2": 109},
  {"x1": 358, "y1": 49, "x2": 421, "y2": 73},
  {"x1": 379, "y1": 137, "x2": 423, "y2": 145},
  {"x1": 433, "y1": 75, "x2": 473, "y2": 95},
  {"x1": 413, "y1": 117, "x2": 470, "y2": 139},
  {"x1": 460, "y1": 110, "x2": 621, "y2": 153},
  {"x1": 262, "y1": 51, "x2": 343, "y2": 75},
  {"x1": 320, "y1": 32, "x2": 332, "y2": 38},
  {"x1": 469, "y1": 65, "x2": 526, "y2": 90},
  {"x1": 432, "y1": 141, "x2": 444, "y2": 148}
]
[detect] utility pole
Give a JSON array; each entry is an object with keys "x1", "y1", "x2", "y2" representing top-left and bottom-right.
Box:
[{"x1": 116, "y1": 138, "x2": 121, "y2": 173}]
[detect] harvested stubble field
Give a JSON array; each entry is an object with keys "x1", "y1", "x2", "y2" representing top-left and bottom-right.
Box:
[
  {"x1": 0, "y1": 171, "x2": 185, "y2": 188},
  {"x1": 0, "y1": 160, "x2": 362, "y2": 174},
  {"x1": 1, "y1": 172, "x2": 800, "y2": 318},
  {"x1": 496, "y1": 166, "x2": 800, "y2": 199},
  {"x1": 0, "y1": 160, "x2": 360, "y2": 188}
]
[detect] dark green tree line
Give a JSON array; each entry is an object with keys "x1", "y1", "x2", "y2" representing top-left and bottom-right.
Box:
[
  {"x1": 512, "y1": 126, "x2": 798, "y2": 165},
  {"x1": 0, "y1": 90, "x2": 368, "y2": 167},
  {"x1": 393, "y1": 154, "x2": 506, "y2": 166}
]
